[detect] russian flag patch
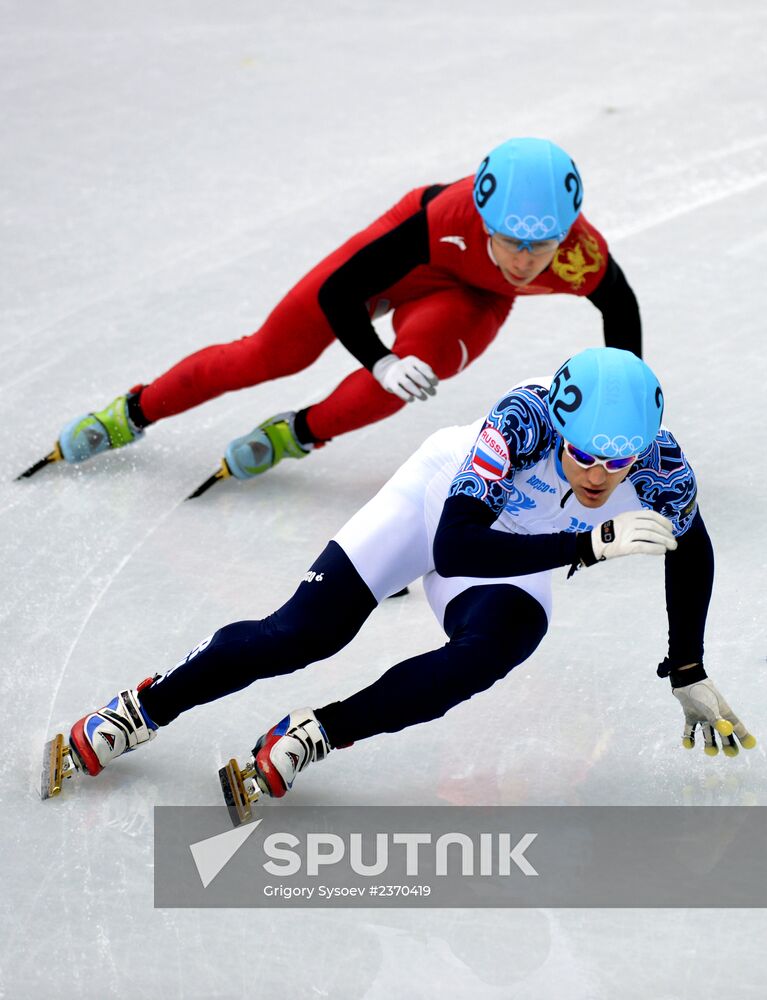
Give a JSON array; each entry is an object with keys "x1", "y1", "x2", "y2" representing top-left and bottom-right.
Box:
[{"x1": 470, "y1": 426, "x2": 510, "y2": 481}]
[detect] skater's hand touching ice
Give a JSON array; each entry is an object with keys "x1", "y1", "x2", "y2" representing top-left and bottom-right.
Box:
[{"x1": 658, "y1": 660, "x2": 757, "y2": 756}]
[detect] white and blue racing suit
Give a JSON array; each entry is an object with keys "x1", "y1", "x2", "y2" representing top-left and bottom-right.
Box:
[{"x1": 140, "y1": 381, "x2": 713, "y2": 748}]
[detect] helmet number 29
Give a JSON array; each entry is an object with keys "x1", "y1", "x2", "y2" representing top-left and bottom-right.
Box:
[
  {"x1": 474, "y1": 156, "x2": 497, "y2": 208},
  {"x1": 549, "y1": 363, "x2": 583, "y2": 426}
]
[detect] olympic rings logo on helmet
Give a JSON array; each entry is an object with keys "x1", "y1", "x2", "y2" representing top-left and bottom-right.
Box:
[
  {"x1": 502, "y1": 214, "x2": 557, "y2": 240},
  {"x1": 591, "y1": 434, "x2": 644, "y2": 457}
]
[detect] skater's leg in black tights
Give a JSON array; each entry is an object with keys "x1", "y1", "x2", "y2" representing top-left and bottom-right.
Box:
[
  {"x1": 315, "y1": 584, "x2": 547, "y2": 746},
  {"x1": 139, "y1": 542, "x2": 377, "y2": 726}
]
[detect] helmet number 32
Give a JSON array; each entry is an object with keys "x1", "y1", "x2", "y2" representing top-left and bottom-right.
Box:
[{"x1": 549, "y1": 363, "x2": 583, "y2": 426}]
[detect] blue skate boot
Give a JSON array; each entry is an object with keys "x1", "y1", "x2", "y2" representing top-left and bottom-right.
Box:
[
  {"x1": 224, "y1": 411, "x2": 312, "y2": 479},
  {"x1": 58, "y1": 392, "x2": 145, "y2": 464}
]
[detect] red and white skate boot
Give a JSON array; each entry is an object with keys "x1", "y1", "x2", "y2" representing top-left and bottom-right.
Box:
[
  {"x1": 69, "y1": 677, "x2": 159, "y2": 777},
  {"x1": 217, "y1": 709, "x2": 333, "y2": 824},
  {"x1": 253, "y1": 708, "x2": 331, "y2": 798}
]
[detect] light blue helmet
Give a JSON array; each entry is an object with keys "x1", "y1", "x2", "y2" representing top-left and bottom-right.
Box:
[
  {"x1": 547, "y1": 348, "x2": 664, "y2": 456},
  {"x1": 473, "y1": 137, "x2": 583, "y2": 245}
]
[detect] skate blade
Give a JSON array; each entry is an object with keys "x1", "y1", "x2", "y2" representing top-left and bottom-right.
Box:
[
  {"x1": 218, "y1": 757, "x2": 260, "y2": 827},
  {"x1": 185, "y1": 460, "x2": 232, "y2": 500},
  {"x1": 41, "y1": 733, "x2": 77, "y2": 800},
  {"x1": 16, "y1": 443, "x2": 63, "y2": 481}
]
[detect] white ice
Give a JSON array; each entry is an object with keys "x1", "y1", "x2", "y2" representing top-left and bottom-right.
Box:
[{"x1": 2, "y1": 1, "x2": 766, "y2": 997}]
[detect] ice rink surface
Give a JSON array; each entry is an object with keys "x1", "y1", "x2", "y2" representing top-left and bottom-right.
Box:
[{"x1": 2, "y1": 1, "x2": 766, "y2": 996}]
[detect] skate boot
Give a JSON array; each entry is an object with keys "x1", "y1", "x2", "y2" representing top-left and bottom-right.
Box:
[
  {"x1": 58, "y1": 392, "x2": 145, "y2": 464},
  {"x1": 42, "y1": 678, "x2": 159, "y2": 799},
  {"x1": 218, "y1": 709, "x2": 330, "y2": 824},
  {"x1": 224, "y1": 411, "x2": 312, "y2": 479},
  {"x1": 68, "y1": 678, "x2": 159, "y2": 776},
  {"x1": 253, "y1": 708, "x2": 331, "y2": 796}
]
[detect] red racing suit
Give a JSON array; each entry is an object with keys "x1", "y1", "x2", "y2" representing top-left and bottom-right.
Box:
[{"x1": 137, "y1": 177, "x2": 637, "y2": 443}]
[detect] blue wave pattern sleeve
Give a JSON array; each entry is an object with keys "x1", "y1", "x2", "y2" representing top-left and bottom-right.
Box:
[
  {"x1": 627, "y1": 430, "x2": 698, "y2": 537},
  {"x1": 448, "y1": 385, "x2": 557, "y2": 515}
]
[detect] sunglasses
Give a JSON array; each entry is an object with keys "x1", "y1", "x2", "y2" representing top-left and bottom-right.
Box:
[{"x1": 564, "y1": 441, "x2": 638, "y2": 472}]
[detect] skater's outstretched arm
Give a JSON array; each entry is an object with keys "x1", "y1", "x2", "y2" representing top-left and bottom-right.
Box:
[
  {"x1": 317, "y1": 210, "x2": 431, "y2": 371},
  {"x1": 433, "y1": 493, "x2": 580, "y2": 577},
  {"x1": 587, "y1": 255, "x2": 642, "y2": 357},
  {"x1": 662, "y1": 508, "x2": 714, "y2": 667},
  {"x1": 433, "y1": 494, "x2": 677, "y2": 578},
  {"x1": 653, "y1": 508, "x2": 754, "y2": 755}
]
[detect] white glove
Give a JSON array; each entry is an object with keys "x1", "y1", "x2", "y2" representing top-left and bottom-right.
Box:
[
  {"x1": 590, "y1": 510, "x2": 677, "y2": 561},
  {"x1": 673, "y1": 676, "x2": 757, "y2": 757},
  {"x1": 372, "y1": 353, "x2": 438, "y2": 403}
]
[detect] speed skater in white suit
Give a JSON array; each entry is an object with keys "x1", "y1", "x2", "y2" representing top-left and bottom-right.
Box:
[{"x1": 42, "y1": 348, "x2": 755, "y2": 816}]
